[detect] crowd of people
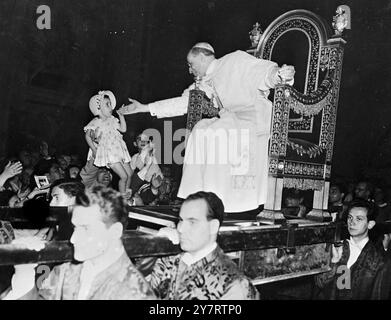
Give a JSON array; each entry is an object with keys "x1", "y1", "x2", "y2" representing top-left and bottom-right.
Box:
[
  {"x1": 2, "y1": 148, "x2": 391, "y2": 300},
  {"x1": 0, "y1": 174, "x2": 258, "y2": 299},
  {"x1": 0, "y1": 136, "x2": 179, "y2": 210}
]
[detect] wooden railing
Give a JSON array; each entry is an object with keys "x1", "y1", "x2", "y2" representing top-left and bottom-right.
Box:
[{"x1": 0, "y1": 206, "x2": 389, "y2": 269}]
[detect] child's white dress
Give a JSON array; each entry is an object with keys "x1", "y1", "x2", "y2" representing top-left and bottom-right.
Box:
[{"x1": 84, "y1": 116, "x2": 131, "y2": 168}]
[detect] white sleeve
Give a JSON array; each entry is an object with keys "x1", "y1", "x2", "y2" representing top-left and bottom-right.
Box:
[
  {"x1": 83, "y1": 118, "x2": 99, "y2": 132},
  {"x1": 148, "y1": 96, "x2": 189, "y2": 118},
  {"x1": 148, "y1": 85, "x2": 194, "y2": 119}
]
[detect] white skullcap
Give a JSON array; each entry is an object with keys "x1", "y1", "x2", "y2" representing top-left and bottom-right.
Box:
[
  {"x1": 191, "y1": 42, "x2": 215, "y2": 54},
  {"x1": 88, "y1": 90, "x2": 116, "y2": 116}
]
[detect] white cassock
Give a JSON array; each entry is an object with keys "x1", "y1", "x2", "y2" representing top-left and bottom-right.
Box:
[{"x1": 148, "y1": 50, "x2": 285, "y2": 212}]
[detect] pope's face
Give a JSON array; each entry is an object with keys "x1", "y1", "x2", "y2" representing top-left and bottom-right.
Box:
[
  {"x1": 187, "y1": 53, "x2": 206, "y2": 78},
  {"x1": 70, "y1": 204, "x2": 112, "y2": 262}
]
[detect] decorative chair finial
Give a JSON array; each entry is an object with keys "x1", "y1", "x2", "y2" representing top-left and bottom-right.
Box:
[
  {"x1": 332, "y1": 5, "x2": 351, "y2": 36},
  {"x1": 249, "y1": 22, "x2": 263, "y2": 48}
]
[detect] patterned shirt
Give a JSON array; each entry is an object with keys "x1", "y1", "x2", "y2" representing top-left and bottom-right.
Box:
[
  {"x1": 32, "y1": 253, "x2": 156, "y2": 300},
  {"x1": 149, "y1": 245, "x2": 259, "y2": 300}
]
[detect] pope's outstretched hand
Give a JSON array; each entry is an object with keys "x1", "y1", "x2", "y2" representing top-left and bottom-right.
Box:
[
  {"x1": 278, "y1": 64, "x2": 295, "y2": 82},
  {"x1": 118, "y1": 98, "x2": 149, "y2": 115}
]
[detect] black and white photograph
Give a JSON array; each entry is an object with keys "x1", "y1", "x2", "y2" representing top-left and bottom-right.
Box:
[{"x1": 0, "y1": 0, "x2": 391, "y2": 307}]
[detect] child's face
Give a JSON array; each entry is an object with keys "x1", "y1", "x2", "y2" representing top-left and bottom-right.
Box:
[
  {"x1": 137, "y1": 138, "x2": 149, "y2": 150},
  {"x1": 100, "y1": 98, "x2": 112, "y2": 117}
]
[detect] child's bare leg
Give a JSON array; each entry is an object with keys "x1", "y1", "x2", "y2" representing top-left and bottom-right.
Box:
[
  {"x1": 122, "y1": 162, "x2": 133, "y2": 190},
  {"x1": 109, "y1": 162, "x2": 127, "y2": 193}
]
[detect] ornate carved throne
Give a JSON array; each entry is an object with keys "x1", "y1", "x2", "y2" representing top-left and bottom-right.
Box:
[{"x1": 251, "y1": 7, "x2": 350, "y2": 223}]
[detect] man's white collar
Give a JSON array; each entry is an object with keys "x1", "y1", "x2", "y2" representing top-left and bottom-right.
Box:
[
  {"x1": 82, "y1": 245, "x2": 125, "y2": 277},
  {"x1": 348, "y1": 236, "x2": 369, "y2": 250},
  {"x1": 181, "y1": 242, "x2": 217, "y2": 266}
]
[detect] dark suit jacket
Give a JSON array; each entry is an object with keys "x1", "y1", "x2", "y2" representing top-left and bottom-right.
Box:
[{"x1": 315, "y1": 240, "x2": 385, "y2": 300}]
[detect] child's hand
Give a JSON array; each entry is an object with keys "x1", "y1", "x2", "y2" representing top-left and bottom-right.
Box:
[{"x1": 116, "y1": 106, "x2": 125, "y2": 116}]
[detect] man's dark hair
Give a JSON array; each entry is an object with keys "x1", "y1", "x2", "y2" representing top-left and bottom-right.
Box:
[
  {"x1": 75, "y1": 186, "x2": 128, "y2": 229},
  {"x1": 189, "y1": 47, "x2": 215, "y2": 57},
  {"x1": 50, "y1": 179, "x2": 85, "y2": 200},
  {"x1": 184, "y1": 191, "x2": 225, "y2": 226},
  {"x1": 347, "y1": 199, "x2": 376, "y2": 221}
]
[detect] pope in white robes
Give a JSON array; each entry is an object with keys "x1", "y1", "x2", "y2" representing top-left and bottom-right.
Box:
[{"x1": 120, "y1": 42, "x2": 295, "y2": 213}]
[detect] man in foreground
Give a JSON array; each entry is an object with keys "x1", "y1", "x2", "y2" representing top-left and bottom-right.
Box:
[
  {"x1": 2, "y1": 186, "x2": 155, "y2": 300},
  {"x1": 149, "y1": 191, "x2": 259, "y2": 299},
  {"x1": 315, "y1": 199, "x2": 384, "y2": 299}
]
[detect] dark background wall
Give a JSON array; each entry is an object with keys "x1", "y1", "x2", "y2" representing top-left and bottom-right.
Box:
[{"x1": 0, "y1": 0, "x2": 390, "y2": 183}]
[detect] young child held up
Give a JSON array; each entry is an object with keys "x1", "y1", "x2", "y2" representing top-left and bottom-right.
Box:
[{"x1": 84, "y1": 90, "x2": 133, "y2": 196}]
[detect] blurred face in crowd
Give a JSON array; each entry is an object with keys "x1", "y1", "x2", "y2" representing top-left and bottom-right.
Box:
[
  {"x1": 177, "y1": 199, "x2": 219, "y2": 255},
  {"x1": 329, "y1": 185, "x2": 344, "y2": 205},
  {"x1": 70, "y1": 204, "x2": 120, "y2": 262},
  {"x1": 347, "y1": 207, "x2": 375, "y2": 240},
  {"x1": 50, "y1": 186, "x2": 75, "y2": 207},
  {"x1": 136, "y1": 136, "x2": 150, "y2": 151},
  {"x1": 96, "y1": 168, "x2": 112, "y2": 187},
  {"x1": 39, "y1": 141, "x2": 49, "y2": 157},
  {"x1": 374, "y1": 187, "x2": 386, "y2": 205},
  {"x1": 355, "y1": 182, "x2": 370, "y2": 200},
  {"x1": 285, "y1": 196, "x2": 302, "y2": 207},
  {"x1": 18, "y1": 150, "x2": 31, "y2": 167},
  {"x1": 57, "y1": 157, "x2": 69, "y2": 171},
  {"x1": 69, "y1": 166, "x2": 80, "y2": 179},
  {"x1": 48, "y1": 164, "x2": 63, "y2": 184}
]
